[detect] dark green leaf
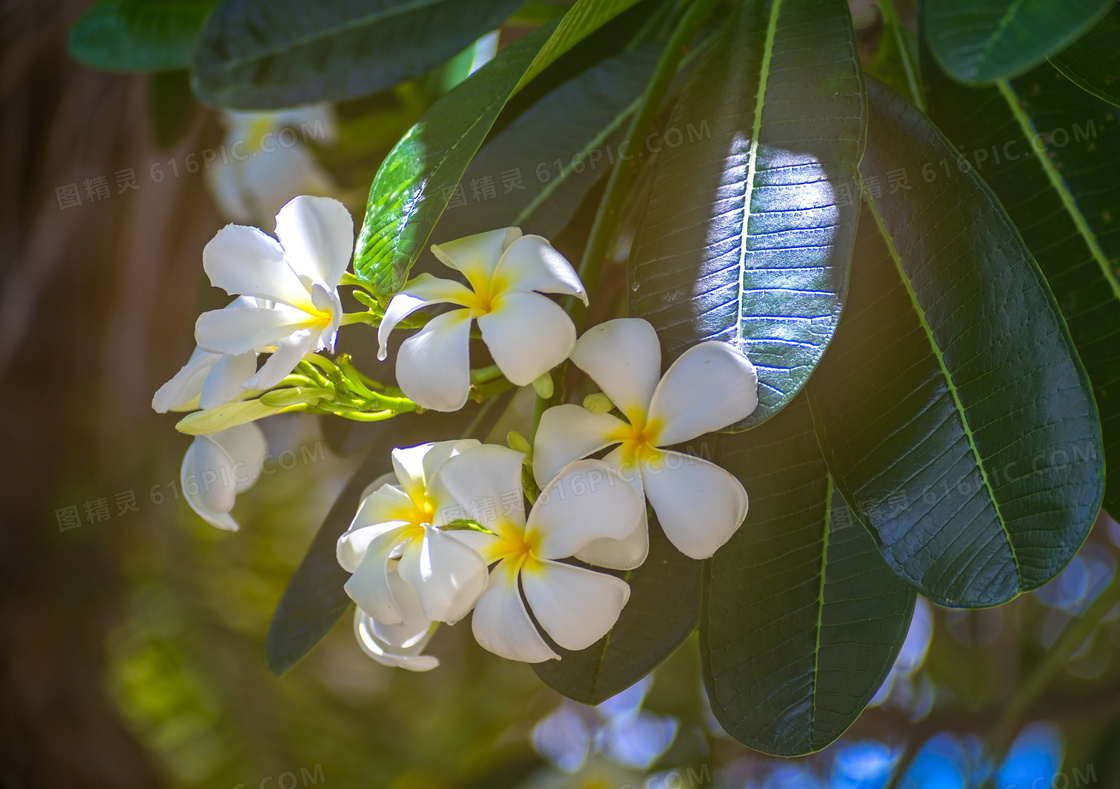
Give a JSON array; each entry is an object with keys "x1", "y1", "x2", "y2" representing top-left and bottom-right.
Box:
[
  {"x1": 924, "y1": 54, "x2": 1120, "y2": 518},
  {"x1": 806, "y1": 80, "x2": 1105, "y2": 607},
  {"x1": 192, "y1": 0, "x2": 524, "y2": 108},
  {"x1": 534, "y1": 515, "x2": 701, "y2": 705},
  {"x1": 628, "y1": 0, "x2": 865, "y2": 429},
  {"x1": 1049, "y1": 5, "x2": 1120, "y2": 106},
  {"x1": 148, "y1": 70, "x2": 198, "y2": 150},
  {"x1": 429, "y1": 48, "x2": 659, "y2": 248},
  {"x1": 355, "y1": 0, "x2": 645, "y2": 292},
  {"x1": 265, "y1": 451, "x2": 375, "y2": 676},
  {"x1": 68, "y1": 0, "x2": 218, "y2": 73},
  {"x1": 923, "y1": 0, "x2": 1115, "y2": 84},
  {"x1": 703, "y1": 395, "x2": 915, "y2": 756}
]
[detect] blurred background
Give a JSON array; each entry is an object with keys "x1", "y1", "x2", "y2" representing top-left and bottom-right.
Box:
[{"x1": 2, "y1": 1, "x2": 1119, "y2": 787}]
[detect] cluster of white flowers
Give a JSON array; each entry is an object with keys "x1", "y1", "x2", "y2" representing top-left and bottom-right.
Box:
[{"x1": 154, "y1": 195, "x2": 759, "y2": 669}]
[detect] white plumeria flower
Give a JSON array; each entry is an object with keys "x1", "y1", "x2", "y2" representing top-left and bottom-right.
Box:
[
  {"x1": 533, "y1": 319, "x2": 759, "y2": 565},
  {"x1": 337, "y1": 440, "x2": 490, "y2": 626},
  {"x1": 205, "y1": 105, "x2": 338, "y2": 229},
  {"x1": 352, "y1": 570, "x2": 440, "y2": 672},
  {"x1": 436, "y1": 445, "x2": 642, "y2": 663},
  {"x1": 376, "y1": 228, "x2": 588, "y2": 412},
  {"x1": 153, "y1": 296, "x2": 261, "y2": 413},
  {"x1": 195, "y1": 195, "x2": 352, "y2": 392},
  {"x1": 180, "y1": 423, "x2": 268, "y2": 531}
]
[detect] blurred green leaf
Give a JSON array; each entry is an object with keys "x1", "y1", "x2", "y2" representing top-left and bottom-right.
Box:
[
  {"x1": 868, "y1": 0, "x2": 923, "y2": 109},
  {"x1": 703, "y1": 395, "x2": 915, "y2": 756},
  {"x1": 924, "y1": 53, "x2": 1120, "y2": 518},
  {"x1": 534, "y1": 515, "x2": 700, "y2": 705},
  {"x1": 923, "y1": 0, "x2": 1115, "y2": 84},
  {"x1": 1049, "y1": 5, "x2": 1120, "y2": 106},
  {"x1": 264, "y1": 452, "x2": 372, "y2": 675},
  {"x1": 354, "y1": 0, "x2": 646, "y2": 293},
  {"x1": 68, "y1": 0, "x2": 218, "y2": 73},
  {"x1": 430, "y1": 47, "x2": 659, "y2": 247},
  {"x1": 628, "y1": 0, "x2": 865, "y2": 430},
  {"x1": 806, "y1": 80, "x2": 1104, "y2": 607},
  {"x1": 191, "y1": 0, "x2": 525, "y2": 108},
  {"x1": 148, "y1": 70, "x2": 198, "y2": 150}
]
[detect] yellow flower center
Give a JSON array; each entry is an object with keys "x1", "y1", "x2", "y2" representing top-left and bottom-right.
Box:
[
  {"x1": 610, "y1": 413, "x2": 664, "y2": 468},
  {"x1": 488, "y1": 521, "x2": 543, "y2": 575},
  {"x1": 461, "y1": 271, "x2": 509, "y2": 317}
]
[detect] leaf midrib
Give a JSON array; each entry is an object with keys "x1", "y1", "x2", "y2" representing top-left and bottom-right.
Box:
[
  {"x1": 808, "y1": 474, "x2": 833, "y2": 745},
  {"x1": 735, "y1": 0, "x2": 785, "y2": 348},
  {"x1": 972, "y1": 0, "x2": 1027, "y2": 77},
  {"x1": 995, "y1": 78, "x2": 1120, "y2": 304},
  {"x1": 864, "y1": 198, "x2": 1024, "y2": 580},
  {"x1": 515, "y1": 94, "x2": 642, "y2": 225}
]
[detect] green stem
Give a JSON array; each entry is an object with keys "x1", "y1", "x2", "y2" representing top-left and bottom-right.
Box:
[
  {"x1": 877, "y1": 0, "x2": 925, "y2": 113},
  {"x1": 332, "y1": 409, "x2": 397, "y2": 422},
  {"x1": 296, "y1": 360, "x2": 333, "y2": 388},
  {"x1": 470, "y1": 378, "x2": 517, "y2": 402},
  {"x1": 470, "y1": 364, "x2": 504, "y2": 385},
  {"x1": 570, "y1": 0, "x2": 721, "y2": 320},
  {"x1": 340, "y1": 271, "x2": 377, "y2": 293},
  {"x1": 986, "y1": 569, "x2": 1120, "y2": 764},
  {"x1": 340, "y1": 312, "x2": 377, "y2": 326}
]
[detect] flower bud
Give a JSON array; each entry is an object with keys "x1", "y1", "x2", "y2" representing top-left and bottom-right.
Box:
[
  {"x1": 583, "y1": 392, "x2": 614, "y2": 415},
  {"x1": 532, "y1": 372, "x2": 554, "y2": 399}
]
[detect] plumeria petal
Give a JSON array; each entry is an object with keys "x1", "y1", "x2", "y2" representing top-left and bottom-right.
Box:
[
  {"x1": 376, "y1": 274, "x2": 474, "y2": 361},
  {"x1": 573, "y1": 447, "x2": 650, "y2": 570},
  {"x1": 640, "y1": 451, "x2": 748, "y2": 559},
  {"x1": 345, "y1": 528, "x2": 409, "y2": 624},
  {"x1": 354, "y1": 580, "x2": 440, "y2": 672},
  {"x1": 367, "y1": 568, "x2": 432, "y2": 651},
  {"x1": 243, "y1": 328, "x2": 317, "y2": 390},
  {"x1": 310, "y1": 282, "x2": 342, "y2": 351},
  {"x1": 390, "y1": 444, "x2": 432, "y2": 508},
  {"x1": 209, "y1": 422, "x2": 268, "y2": 494},
  {"x1": 529, "y1": 459, "x2": 644, "y2": 561},
  {"x1": 274, "y1": 195, "x2": 353, "y2": 288},
  {"x1": 203, "y1": 224, "x2": 311, "y2": 308},
  {"x1": 648, "y1": 341, "x2": 759, "y2": 445},
  {"x1": 471, "y1": 561, "x2": 559, "y2": 663},
  {"x1": 180, "y1": 442, "x2": 237, "y2": 531},
  {"x1": 195, "y1": 303, "x2": 315, "y2": 356},
  {"x1": 190, "y1": 434, "x2": 239, "y2": 516},
  {"x1": 199, "y1": 351, "x2": 258, "y2": 409},
  {"x1": 204, "y1": 160, "x2": 252, "y2": 223},
  {"x1": 395, "y1": 309, "x2": 473, "y2": 412},
  {"x1": 153, "y1": 347, "x2": 219, "y2": 413},
  {"x1": 573, "y1": 513, "x2": 650, "y2": 570},
  {"x1": 477, "y1": 292, "x2": 575, "y2": 386},
  {"x1": 239, "y1": 145, "x2": 337, "y2": 229},
  {"x1": 397, "y1": 527, "x2": 488, "y2": 624},
  {"x1": 494, "y1": 235, "x2": 587, "y2": 304},
  {"x1": 388, "y1": 440, "x2": 476, "y2": 508},
  {"x1": 571, "y1": 319, "x2": 663, "y2": 423},
  {"x1": 436, "y1": 444, "x2": 527, "y2": 530},
  {"x1": 532, "y1": 404, "x2": 626, "y2": 488},
  {"x1": 405, "y1": 439, "x2": 482, "y2": 514},
  {"x1": 431, "y1": 228, "x2": 521, "y2": 291},
  {"x1": 522, "y1": 560, "x2": 630, "y2": 651},
  {"x1": 337, "y1": 484, "x2": 416, "y2": 572},
  {"x1": 444, "y1": 527, "x2": 500, "y2": 558}
]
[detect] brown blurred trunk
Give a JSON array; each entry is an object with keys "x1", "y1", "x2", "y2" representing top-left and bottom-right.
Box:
[{"x1": 0, "y1": 1, "x2": 223, "y2": 785}]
